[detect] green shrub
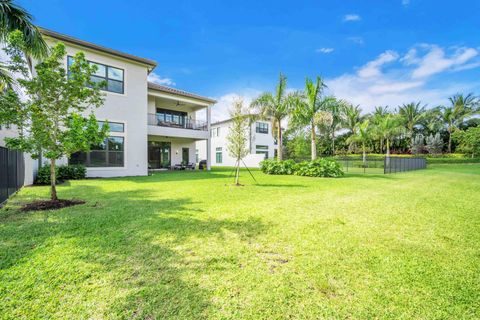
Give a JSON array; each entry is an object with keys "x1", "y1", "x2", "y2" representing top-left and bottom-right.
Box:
[
  {"x1": 260, "y1": 159, "x2": 296, "y2": 175},
  {"x1": 35, "y1": 164, "x2": 86, "y2": 185},
  {"x1": 294, "y1": 159, "x2": 344, "y2": 177},
  {"x1": 58, "y1": 164, "x2": 87, "y2": 180}
]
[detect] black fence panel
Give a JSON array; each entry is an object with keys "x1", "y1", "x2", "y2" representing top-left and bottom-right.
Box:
[
  {"x1": 384, "y1": 156, "x2": 426, "y2": 174},
  {"x1": 0, "y1": 146, "x2": 24, "y2": 205},
  {"x1": 336, "y1": 157, "x2": 385, "y2": 174}
]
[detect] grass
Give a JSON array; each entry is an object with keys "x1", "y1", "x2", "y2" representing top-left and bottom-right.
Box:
[{"x1": 1, "y1": 165, "x2": 479, "y2": 319}]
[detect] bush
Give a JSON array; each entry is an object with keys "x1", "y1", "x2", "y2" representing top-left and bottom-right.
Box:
[
  {"x1": 260, "y1": 159, "x2": 296, "y2": 175},
  {"x1": 35, "y1": 164, "x2": 86, "y2": 185},
  {"x1": 58, "y1": 164, "x2": 87, "y2": 180},
  {"x1": 294, "y1": 158, "x2": 344, "y2": 177}
]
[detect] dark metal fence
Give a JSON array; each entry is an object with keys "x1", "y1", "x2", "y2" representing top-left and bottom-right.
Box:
[
  {"x1": 0, "y1": 146, "x2": 25, "y2": 205},
  {"x1": 384, "y1": 156, "x2": 426, "y2": 174},
  {"x1": 336, "y1": 157, "x2": 385, "y2": 174}
]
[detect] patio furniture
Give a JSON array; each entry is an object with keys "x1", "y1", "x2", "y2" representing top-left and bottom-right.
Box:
[
  {"x1": 173, "y1": 163, "x2": 184, "y2": 170},
  {"x1": 186, "y1": 163, "x2": 196, "y2": 170}
]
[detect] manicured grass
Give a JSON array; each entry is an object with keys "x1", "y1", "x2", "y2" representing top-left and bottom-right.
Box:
[{"x1": 1, "y1": 165, "x2": 479, "y2": 319}]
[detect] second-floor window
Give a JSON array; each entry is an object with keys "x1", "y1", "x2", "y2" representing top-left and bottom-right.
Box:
[
  {"x1": 68, "y1": 56, "x2": 125, "y2": 94},
  {"x1": 256, "y1": 122, "x2": 268, "y2": 134},
  {"x1": 211, "y1": 127, "x2": 220, "y2": 137}
]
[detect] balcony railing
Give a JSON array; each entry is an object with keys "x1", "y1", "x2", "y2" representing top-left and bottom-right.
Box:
[{"x1": 148, "y1": 113, "x2": 208, "y2": 131}]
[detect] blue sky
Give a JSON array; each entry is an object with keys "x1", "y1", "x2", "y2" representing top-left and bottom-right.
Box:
[{"x1": 20, "y1": 0, "x2": 480, "y2": 120}]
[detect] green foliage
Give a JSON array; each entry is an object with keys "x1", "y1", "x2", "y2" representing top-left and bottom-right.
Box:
[
  {"x1": 426, "y1": 133, "x2": 443, "y2": 155},
  {"x1": 35, "y1": 164, "x2": 87, "y2": 184},
  {"x1": 261, "y1": 158, "x2": 343, "y2": 177},
  {"x1": 453, "y1": 127, "x2": 480, "y2": 158},
  {"x1": 294, "y1": 158, "x2": 344, "y2": 177},
  {"x1": 0, "y1": 36, "x2": 108, "y2": 200},
  {"x1": 411, "y1": 134, "x2": 425, "y2": 154},
  {"x1": 260, "y1": 159, "x2": 296, "y2": 175}
]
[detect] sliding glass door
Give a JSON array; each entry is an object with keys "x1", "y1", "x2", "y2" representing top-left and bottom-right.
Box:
[{"x1": 148, "y1": 141, "x2": 171, "y2": 169}]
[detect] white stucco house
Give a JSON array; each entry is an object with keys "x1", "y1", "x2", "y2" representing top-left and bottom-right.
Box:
[
  {"x1": 196, "y1": 118, "x2": 278, "y2": 167},
  {"x1": 0, "y1": 28, "x2": 216, "y2": 184}
]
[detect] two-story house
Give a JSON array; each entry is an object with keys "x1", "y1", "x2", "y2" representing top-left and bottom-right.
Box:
[
  {"x1": 31, "y1": 28, "x2": 216, "y2": 178},
  {"x1": 196, "y1": 118, "x2": 278, "y2": 167}
]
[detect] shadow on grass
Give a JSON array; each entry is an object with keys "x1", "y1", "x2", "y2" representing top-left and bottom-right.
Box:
[
  {"x1": 0, "y1": 186, "x2": 269, "y2": 319},
  {"x1": 254, "y1": 183, "x2": 307, "y2": 188}
]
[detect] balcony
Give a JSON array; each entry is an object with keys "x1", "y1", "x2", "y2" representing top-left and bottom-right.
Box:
[{"x1": 148, "y1": 113, "x2": 207, "y2": 131}]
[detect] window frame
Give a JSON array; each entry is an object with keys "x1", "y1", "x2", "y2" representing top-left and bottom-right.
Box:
[
  {"x1": 215, "y1": 147, "x2": 223, "y2": 163},
  {"x1": 67, "y1": 56, "x2": 125, "y2": 94},
  {"x1": 256, "y1": 122, "x2": 269, "y2": 134}
]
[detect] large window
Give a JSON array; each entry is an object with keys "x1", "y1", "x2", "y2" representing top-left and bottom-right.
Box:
[
  {"x1": 256, "y1": 145, "x2": 269, "y2": 159},
  {"x1": 70, "y1": 136, "x2": 124, "y2": 167},
  {"x1": 68, "y1": 56, "x2": 124, "y2": 94},
  {"x1": 156, "y1": 109, "x2": 187, "y2": 127},
  {"x1": 256, "y1": 122, "x2": 268, "y2": 134},
  {"x1": 98, "y1": 121, "x2": 124, "y2": 133},
  {"x1": 215, "y1": 147, "x2": 223, "y2": 163}
]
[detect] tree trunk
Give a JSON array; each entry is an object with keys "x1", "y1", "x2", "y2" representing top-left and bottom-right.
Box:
[
  {"x1": 50, "y1": 159, "x2": 58, "y2": 201},
  {"x1": 234, "y1": 160, "x2": 240, "y2": 186},
  {"x1": 277, "y1": 120, "x2": 283, "y2": 161},
  {"x1": 448, "y1": 130, "x2": 452, "y2": 153},
  {"x1": 386, "y1": 139, "x2": 391, "y2": 168},
  {"x1": 362, "y1": 143, "x2": 366, "y2": 167},
  {"x1": 331, "y1": 131, "x2": 335, "y2": 156},
  {"x1": 311, "y1": 122, "x2": 317, "y2": 160}
]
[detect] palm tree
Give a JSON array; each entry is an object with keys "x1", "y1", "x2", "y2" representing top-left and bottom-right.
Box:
[
  {"x1": 292, "y1": 76, "x2": 335, "y2": 160},
  {"x1": 398, "y1": 102, "x2": 426, "y2": 150},
  {"x1": 441, "y1": 93, "x2": 478, "y2": 153},
  {"x1": 347, "y1": 120, "x2": 371, "y2": 167},
  {"x1": 324, "y1": 99, "x2": 346, "y2": 155},
  {"x1": 342, "y1": 103, "x2": 362, "y2": 151},
  {"x1": 376, "y1": 114, "x2": 403, "y2": 158},
  {"x1": 0, "y1": 0, "x2": 48, "y2": 87},
  {"x1": 421, "y1": 107, "x2": 443, "y2": 136},
  {"x1": 250, "y1": 73, "x2": 296, "y2": 161},
  {"x1": 370, "y1": 106, "x2": 389, "y2": 153}
]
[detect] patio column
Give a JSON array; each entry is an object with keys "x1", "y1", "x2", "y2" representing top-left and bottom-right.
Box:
[{"x1": 206, "y1": 104, "x2": 212, "y2": 171}]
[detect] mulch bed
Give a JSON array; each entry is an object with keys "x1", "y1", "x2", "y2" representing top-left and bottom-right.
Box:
[{"x1": 21, "y1": 199, "x2": 85, "y2": 212}]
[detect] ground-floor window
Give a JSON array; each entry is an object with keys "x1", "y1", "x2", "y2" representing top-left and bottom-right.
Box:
[
  {"x1": 70, "y1": 136, "x2": 124, "y2": 167},
  {"x1": 216, "y1": 147, "x2": 222, "y2": 163},
  {"x1": 256, "y1": 145, "x2": 269, "y2": 159},
  {"x1": 148, "y1": 141, "x2": 171, "y2": 169}
]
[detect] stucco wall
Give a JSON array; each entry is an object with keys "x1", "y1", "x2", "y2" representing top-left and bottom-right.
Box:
[
  {"x1": 44, "y1": 37, "x2": 150, "y2": 178},
  {"x1": 197, "y1": 120, "x2": 277, "y2": 168}
]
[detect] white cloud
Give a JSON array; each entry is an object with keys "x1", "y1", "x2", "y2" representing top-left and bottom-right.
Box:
[
  {"x1": 147, "y1": 72, "x2": 176, "y2": 86},
  {"x1": 316, "y1": 48, "x2": 334, "y2": 54},
  {"x1": 208, "y1": 89, "x2": 262, "y2": 122},
  {"x1": 326, "y1": 44, "x2": 480, "y2": 112},
  {"x1": 357, "y1": 50, "x2": 399, "y2": 78},
  {"x1": 347, "y1": 37, "x2": 364, "y2": 45},
  {"x1": 343, "y1": 14, "x2": 361, "y2": 22},
  {"x1": 408, "y1": 45, "x2": 479, "y2": 79}
]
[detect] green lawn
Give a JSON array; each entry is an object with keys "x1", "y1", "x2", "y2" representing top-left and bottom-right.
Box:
[{"x1": 1, "y1": 165, "x2": 479, "y2": 319}]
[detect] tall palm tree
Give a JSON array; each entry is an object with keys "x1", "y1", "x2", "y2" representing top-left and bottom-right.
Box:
[
  {"x1": 347, "y1": 120, "x2": 371, "y2": 167},
  {"x1": 250, "y1": 73, "x2": 296, "y2": 161},
  {"x1": 324, "y1": 99, "x2": 345, "y2": 155},
  {"x1": 421, "y1": 107, "x2": 443, "y2": 136},
  {"x1": 398, "y1": 102, "x2": 426, "y2": 150},
  {"x1": 376, "y1": 114, "x2": 403, "y2": 158},
  {"x1": 371, "y1": 106, "x2": 389, "y2": 153},
  {"x1": 342, "y1": 103, "x2": 362, "y2": 151},
  {"x1": 292, "y1": 76, "x2": 335, "y2": 160},
  {"x1": 441, "y1": 93, "x2": 478, "y2": 153},
  {"x1": 0, "y1": 0, "x2": 48, "y2": 87}
]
